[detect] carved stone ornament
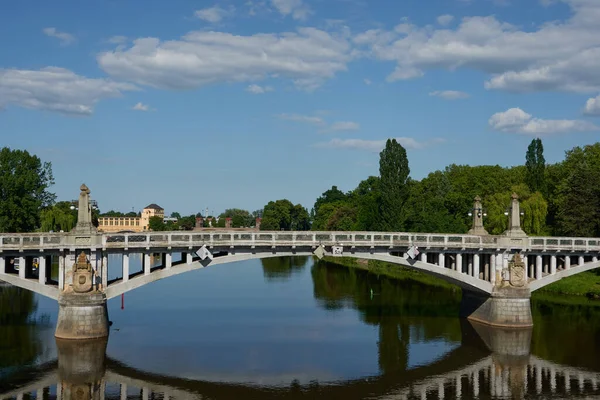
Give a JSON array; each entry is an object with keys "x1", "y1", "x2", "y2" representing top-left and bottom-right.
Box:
[
  {"x1": 72, "y1": 251, "x2": 93, "y2": 293},
  {"x1": 509, "y1": 253, "x2": 526, "y2": 287}
]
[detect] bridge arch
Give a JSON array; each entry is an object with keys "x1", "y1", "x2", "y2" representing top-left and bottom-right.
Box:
[
  {"x1": 529, "y1": 259, "x2": 600, "y2": 292},
  {"x1": 104, "y1": 251, "x2": 492, "y2": 300}
]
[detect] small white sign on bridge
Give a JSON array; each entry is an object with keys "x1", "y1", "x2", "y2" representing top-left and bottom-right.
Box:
[
  {"x1": 332, "y1": 246, "x2": 343, "y2": 257},
  {"x1": 406, "y1": 245, "x2": 420, "y2": 260},
  {"x1": 196, "y1": 245, "x2": 213, "y2": 261}
]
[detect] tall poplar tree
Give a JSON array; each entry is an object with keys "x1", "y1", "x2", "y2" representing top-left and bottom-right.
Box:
[
  {"x1": 0, "y1": 148, "x2": 55, "y2": 232},
  {"x1": 378, "y1": 139, "x2": 410, "y2": 231},
  {"x1": 525, "y1": 138, "x2": 546, "y2": 194}
]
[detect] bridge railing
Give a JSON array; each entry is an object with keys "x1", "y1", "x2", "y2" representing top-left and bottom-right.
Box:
[
  {"x1": 100, "y1": 231, "x2": 501, "y2": 250},
  {"x1": 1, "y1": 231, "x2": 600, "y2": 253}
]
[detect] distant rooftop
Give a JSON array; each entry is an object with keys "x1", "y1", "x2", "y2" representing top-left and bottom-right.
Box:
[{"x1": 144, "y1": 203, "x2": 164, "y2": 211}]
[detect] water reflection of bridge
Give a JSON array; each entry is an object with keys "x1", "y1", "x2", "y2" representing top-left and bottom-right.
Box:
[{"x1": 2, "y1": 322, "x2": 600, "y2": 400}]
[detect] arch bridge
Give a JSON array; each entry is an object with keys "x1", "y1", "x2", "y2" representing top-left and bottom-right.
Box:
[{"x1": 1, "y1": 185, "x2": 599, "y2": 339}]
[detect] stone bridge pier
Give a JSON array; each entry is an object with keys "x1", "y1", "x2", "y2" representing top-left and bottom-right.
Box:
[
  {"x1": 55, "y1": 184, "x2": 109, "y2": 340},
  {"x1": 55, "y1": 251, "x2": 109, "y2": 340},
  {"x1": 461, "y1": 253, "x2": 532, "y2": 328}
]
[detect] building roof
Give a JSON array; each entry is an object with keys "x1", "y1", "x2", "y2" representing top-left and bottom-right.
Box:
[{"x1": 144, "y1": 203, "x2": 164, "y2": 210}]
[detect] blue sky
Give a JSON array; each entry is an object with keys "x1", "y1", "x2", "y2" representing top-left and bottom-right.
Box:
[{"x1": 1, "y1": 0, "x2": 599, "y2": 216}]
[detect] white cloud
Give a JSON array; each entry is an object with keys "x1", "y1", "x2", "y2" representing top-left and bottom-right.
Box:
[
  {"x1": 97, "y1": 28, "x2": 351, "y2": 91},
  {"x1": 194, "y1": 5, "x2": 235, "y2": 23},
  {"x1": 354, "y1": 1, "x2": 600, "y2": 93},
  {"x1": 0, "y1": 67, "x2": 136, "y2": 116},
  {"x1": 489, "y1": 107, "x2": 598, "y2": 135},
  {"x1": 246, "y1": 84, "x2": 273, "y2": 93},
  {"x1": 270, "y1": 0, "x2": 311, "y2": 20},
  {"x1": 429, "y1": 90, "x2": 470, "y2": 100},
  {"x1": 437, "y1": 15, "x2": 454, "y2": 26},
  {"x1": 42, "y1": 27, "x2": 75, "y2": 45},
  {"x1": 108, "y1": 36, "x2": 128, "y2": 44},
  {"x1": 328, "y1": 121, "x2": 360, "y2": 131},
  {"x1": 278, "y1": 113, "x2": 325, "y2": 125},
  {"x1": 132, "y1": 102, "x2": 150, "y2": 111},
  {"x1": 364, "y1": 78, "x2": 372, "y2": 85},
  {"x1": 584, "y1": 95, "x2": 600, "y2": 116},
  {"x1": 315, "y1": 137, "x2": 445, "y2": 152}
]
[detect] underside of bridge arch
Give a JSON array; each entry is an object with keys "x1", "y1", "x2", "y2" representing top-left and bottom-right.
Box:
[
  {"x1": 529, "y1": 260, "x2": 600, "y2": 292},
  {"x1": 0, "y1": 274, "x2": 58, "y2": 300},
  {"x1": 104, "y1": 250, "x2": 493, "y2": 300}
]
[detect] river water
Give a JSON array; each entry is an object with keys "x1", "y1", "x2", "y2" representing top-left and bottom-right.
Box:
[{"x1": 1, "y1": 256, "x2": 600, "y2": 399}]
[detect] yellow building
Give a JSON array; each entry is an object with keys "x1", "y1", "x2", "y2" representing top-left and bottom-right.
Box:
[{"x1": 98, "y1": 204, "x2": 164, "y2": 233}]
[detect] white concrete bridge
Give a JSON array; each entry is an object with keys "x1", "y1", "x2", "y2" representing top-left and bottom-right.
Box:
[
  {"x1": 1, "y1": 230, "x2": 599, "y2": 299},
  {"x1": 1, "y1": 185, "x2": 600, "y2": 337}
]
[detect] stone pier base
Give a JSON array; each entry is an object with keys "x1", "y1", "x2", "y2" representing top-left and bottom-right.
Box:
[
  {"x1": 55, "y1": 292, "x2": 109, "y2": 340},
  {"x1": 461, "y1": 287, "x2": 533, "y2": 328}
]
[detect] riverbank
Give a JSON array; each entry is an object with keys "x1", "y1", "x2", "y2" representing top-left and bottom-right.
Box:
[
  {"x1": 320, "y1": 256, "x2": 600, "y2": 303},
  {"x1": 537, "y1": 271, "x2": 600, "y2": 299},
  {"x1": 320, "y1": 256, "x2": 459, "y2": 291}
]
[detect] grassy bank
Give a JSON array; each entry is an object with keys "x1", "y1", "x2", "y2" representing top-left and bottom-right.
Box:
[
  {"x1": 536, "y1": 270, "x2": 600, "y2": 299},
  {"x1": 321, "y1": 256, "x2": 460, "y2": 291}
]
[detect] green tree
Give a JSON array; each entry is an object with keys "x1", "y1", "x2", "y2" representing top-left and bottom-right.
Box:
[
  {"x1": 0, "y1": 148, "x2": 55, "y2": 232},
  {"x1": 350, "y1": 176, "x2": 382, "y2": 231},
  {"x1": 170, "y1": 212, "x2": 181, "y2": 219},
  {"x1": 178, "y1": 215, "x2": 196, "y2": 230},
  {"x1": 525, "y1": 138, "x2": 546, "y2": 194},
  {"x1": 220, "y1": 208, "x2": 253, "y2": 227},
  {"x1": 148, "y1": 216, "x2": 166, "y2": 231},
  {"x1": 378, "y1": 139, "x2": 410, "y2": 231},
  {"x1": 555, "y1": 144, "x2": 600, "y2": 237},
  {"x1": 260, "y1": 199, "x2": 310, "y2": 231},
  {"x1": 313, "y1": 186, "x2": 348, "y2": 215},
  {"x1": 39, "y1": 201, "x2": 77, "y2": 232}
]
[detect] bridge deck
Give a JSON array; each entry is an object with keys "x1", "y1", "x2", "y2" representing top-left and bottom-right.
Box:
[{"x1": 1, "y1": 230, "x2": 599, "y2": 253}]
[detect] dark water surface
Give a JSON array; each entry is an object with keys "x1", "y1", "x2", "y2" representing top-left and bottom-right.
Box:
[{"x1": 2, "y1": 256, "x2": 600, "y2": 399}]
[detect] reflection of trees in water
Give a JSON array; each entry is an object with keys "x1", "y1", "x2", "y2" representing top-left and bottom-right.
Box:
[
  {"x1": 531, "y1": 296, "x2": 600, "y2": 370},
  {"x1": 0, "y1": 286, "x2": 42, "y2": 369},
  {"x1": 311, "y1": 260, "x2": 464, "y2": 375},
  {"x1": 260, "y1": 256, "x2": 309, "y2": 282}
]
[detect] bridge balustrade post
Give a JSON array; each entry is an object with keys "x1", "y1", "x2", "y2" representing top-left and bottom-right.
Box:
[
  {"x1": 594, "y1": 256, "x2": 598, "y2": 263},
  {"x1": 578, "y1": 255, "x2": 584, "y2": 267},
  {"x1": 38, "y1": 256, "x2": 46, "y2": 285},
  {"x1": 490, "y1": 254, "x2": 496, "y2": 285},
  {"x1": 58, "y1": 252, "x2": 65, "y2": 291},
  {"x1": 565, "y1": 255, "x2": 571, "y2": 270},
  {"x1": 473, "y1": 253, "x2": 480, "y2": 278},
  {"x1": 123, "y1": 252, "x2": 129, "y2": 282},
  {"x1": 165, "y1": 252, "x2": 172, "y2": 269},
  {"x1": 456, "y1": 253, "x2": 462, "y2": 272},
  {"x1": 438, "y1": 252, "x2": 445, "y2": 268},
  {"x1": 102, "y1": 253, "x2": 108, "y2": 289},
  {"x1": 144, "y1": 253, "x2": 151, "y2": 274},
  {"x1": 420, "y1": 251, "x2": 427, "y2": 263},
  {"x1": 0, "y1": 255, "x2": 5, "y2": 275},
  {"x1": 468, "y1": 254, "x2": 474, "y2": 276},
  {"x1": 18, "y1": 256, "x2": 25, "y2": 279},
  {"x1": 186, "y1": 252, "x2": 192, "y2": 264},
  {"x1": 550, "y1": 255, "x2": 557, "y2": 275},
  {"x1": 536, "y1": 255, "x2": 542, "y2": 279}
]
